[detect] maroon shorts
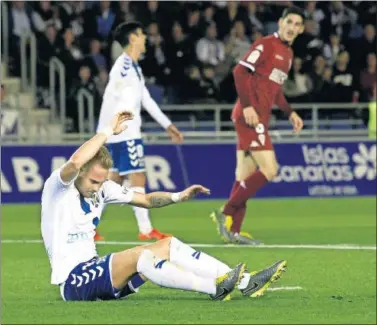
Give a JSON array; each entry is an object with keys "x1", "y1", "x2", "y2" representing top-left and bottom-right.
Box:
[{"x1": 234, "y1": 119, "x2": 274, "y2": 151}]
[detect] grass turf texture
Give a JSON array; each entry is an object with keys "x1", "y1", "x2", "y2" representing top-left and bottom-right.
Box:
[{"x1": 1, "y1": 198, "x2": 376, "y2": 324}]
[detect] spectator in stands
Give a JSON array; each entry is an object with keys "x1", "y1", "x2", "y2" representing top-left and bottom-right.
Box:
[
  {"x1": 303, "y1": 1, "x2": 325, "y2": 37},
  {"x1": 181, "y1": 4, "x2": 202, "y2": 42},
  {"x1": 94, "y1": 68, "x2": 109, "y2": 98},
  {"x1": 227, "y1": 20, "x2": 251, "y2": 62},
  {"x1": 360, "y1": 53, "x2": 377, "y2": 102},
  {"x1": 115, "y1": 1, "x2": 137, "y2": 23},
  {"x1": 9, "y1": 1, "x2": 32, "y2": 76},
  {"x1": 196, "y1": 22, "x2": 225, "y2": 67},
  {"x1": 318, "y1": 66, "x2": 335, "y2": 103},
  {"x1": 178, "y1": 65, "x2": 211, "y2": 103},
  {"x1": 201, "y1": 64, "x2": 220, "y2": 103},
  {"x1": 214, "y1": 1, "x2": 248, "y2": 40},
  {"x1": 58, "y1": 1, "x2": 84, "y2": 39},
  {"x1": 354, "y1": 24, "x2": 376, "y2": 67},
  {"x1": 59, "y1": 28, "x2": 83, "y2": 90},
  {"x1": 84, "y1": 39, "x2": 107, "y2": 76},
  {"x1": 322, "y1": 33, "x2": 345, "y2": 66},
  {"x1": 284, "y1": 57, "x2": 314, "y2": 103},
  {"x1": 165, "y1": 21, "x2": 195, "y2": 85},
  {"x1": 31, "y1": 1, "x2": 62, "y2": 34},
  {"x1": 10, "y1": 1, "x2": 32, "y2": 39},
  {"x1": 37, "y1": 24, "x2": 63, "y2": 87},
  {"x1": 309, "y1": 55, "x2": 327, "y2": 98},
  {"x1": 245, "y1": 2, "x2": 264, "y2": 34},
  {"x1": 331, "y1": 51, "x2": 359, "y2": 103},
  {"x1": 201, "y1": 3, "x2": 216, "y2": 25},
  {"x1": 67, "y1": 65, "x2": 99, "y2": 132},
  {"x1": 140, "y1": 22, "x2": 169, "y2": 86},
  {"x1": 322, "y1": 1, "x2": 358, "y2": 40},
  {"x1": 137, "y1": 1, "x2": 166, "y2": 34},
  {"x1": 83, "y1": 1, "x2": 116, "y2": 44},
  {"x1": 292, "y1": 19, "x2": 323, "y2": 64}
]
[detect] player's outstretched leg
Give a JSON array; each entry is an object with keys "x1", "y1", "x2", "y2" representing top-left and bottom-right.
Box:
[
  {"x1": 127, "y1": 173, "x2": 171, "y2": 240},
  {"x1": 240, "y1": 260, "x2": 287, "y2": 298},
  {"x1": 111, "y1": 237, "x2": 245, "y2": 301}
]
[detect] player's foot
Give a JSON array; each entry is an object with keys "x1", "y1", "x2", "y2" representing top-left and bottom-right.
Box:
[
  {"x1": 138, "y1": 228, "x2": 172, "y2": 241},
  {"x1": 94, "y1": 231, "x2": 105, "y2": 241},
  {"x1": 210, "y1": 263, "x2": 246, "y2": 301},
  {"x1": 230, "y1": 232, "x2": 263, "y2": 245},
  {"x1": 240, "y1": 260, "x2": 287, "y2": 298},
  {"x1": 210, "y1": 208, "x2": 233, "y2": 243}
]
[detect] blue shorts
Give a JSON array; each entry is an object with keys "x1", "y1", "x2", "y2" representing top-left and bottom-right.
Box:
[
  {"x1": 107, "y1": 139, "x2": 146, "y2": 176},
  {"x1": 60, "y1": 254, "x2": 132, "y2": 301}
]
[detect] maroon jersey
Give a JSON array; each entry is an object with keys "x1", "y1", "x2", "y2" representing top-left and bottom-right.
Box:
[{"x1": 232, "y1": 33, "x2": 294, "y2": 124}]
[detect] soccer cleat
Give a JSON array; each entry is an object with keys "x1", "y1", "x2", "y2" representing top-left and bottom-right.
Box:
[
  {"x1": 230, "y1": 232, "x2": 263, "y2": 245},
  {"x1": 210, "y1": 208, "x2": 233, "y2": 243},
  {"x1": 138, "y1": 228, "x2": 172, "y2": 241},
  {"x1": 211, "y1": 263, "x2": 246, "y2": 301},
  {"x1": 94, "y1": 231, "x2": 105, "y2": 241},
  {"x1": 240, "y1": 260, "x2": 287, "y2": 298}
]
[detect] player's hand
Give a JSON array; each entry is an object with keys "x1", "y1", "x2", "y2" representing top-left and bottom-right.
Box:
[
  {"x1": 111, "y1": 111, "x2": 134, "y2": 135},
  {"x1": 180, "y1": 185, "x2": 211, "y2": 201},
  {"x1": 289, "y1": 111, "x2": 303, "y2": 134},
  {"x1": 167, "y1": 124, "x2": 184, "y2": 143},
  {"x1": 243, "y1": 106, "x2": 259, "y2": 127}
]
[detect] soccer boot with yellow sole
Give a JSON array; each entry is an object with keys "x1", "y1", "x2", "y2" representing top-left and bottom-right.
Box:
[
  {"x1": 210, "y1": 263, "x2": 246, "y2": 301},
  {"x1": 210, "y1": 207, "x2": 233, "y2": 243},
  {"x1": 230, "y1": 232, "x2": 263, "y2": 245},
  {"x1": 240, "y1": 260, "x2": 287, "y2": 297}
]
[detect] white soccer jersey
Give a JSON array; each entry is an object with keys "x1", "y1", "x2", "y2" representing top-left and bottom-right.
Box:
[
  {"x1": 96, "y1": 52, "x2": 172, "y2": 143},
  {"x1": 41, "y1": 166, "x2": 134, "y2": 285}
]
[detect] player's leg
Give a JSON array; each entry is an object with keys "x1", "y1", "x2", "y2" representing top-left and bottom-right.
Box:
[
  {"x1": 211, "y1": 150, "x2": 257, "y2": 243},
  {"x1": 224, "y1": 149, "x2": 278, "y2": 215},
  {"x1": 228, "y1": 150, "x2": 258, "y2": 238},
  {"x1": 111, "y1": 237, "x2": 246, "y2": 300},
  {"x1": 119, "y1": 139, "x2": 170, "y2": 240}
]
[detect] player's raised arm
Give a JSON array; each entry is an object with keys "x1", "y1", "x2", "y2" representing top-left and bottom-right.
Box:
[
  {"x1": 131, "y1": 185, "x2": 211, "y2": 209},
  {"x1": 60, "y1": 111, "x2": 133, "y2": 184},
  {"x1": 103, "y1": 182, "x2": 210, "y2": 208},
  {"x1": 141, "y1": 86, "x2": 183, "y2": 143}
]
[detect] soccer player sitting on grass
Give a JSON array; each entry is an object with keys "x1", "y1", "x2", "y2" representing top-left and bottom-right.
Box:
[
  {"x1": 41, "y1": 111, "x2": 286, "y2": 301},
  {"x1": 211, "y1": 7, "x2": 305, "y2": 245}
]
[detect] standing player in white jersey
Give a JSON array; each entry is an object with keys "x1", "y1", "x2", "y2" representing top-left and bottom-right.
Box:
[
  {"x1": 96, "y1": 21, "x2": 183, "y2": 241},
  {"x1": 41, "y1": 111, "x2": 287, "y2": 302}
]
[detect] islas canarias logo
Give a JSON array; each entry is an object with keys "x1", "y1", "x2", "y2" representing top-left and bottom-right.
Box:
[{"x1": 352, "y1": 143, "x2": 376, "y2": 181}]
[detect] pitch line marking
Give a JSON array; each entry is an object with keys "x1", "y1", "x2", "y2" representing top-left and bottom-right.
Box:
[
  {"x1": 267, "y1": 286, "x2": 303, "y2": 292},
  {"x1": 1, "y1": 239, "x2": 376, "y2": 251}
]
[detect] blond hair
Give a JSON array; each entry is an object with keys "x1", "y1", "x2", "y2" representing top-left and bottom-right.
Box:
[{"x1": 82, "y1": 146, "x2": 113, "y2": 172}]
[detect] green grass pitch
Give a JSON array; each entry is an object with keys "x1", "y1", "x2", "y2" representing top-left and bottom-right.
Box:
[{"x1": 1, "y1": 198, "x2": 376, "y2": 324}]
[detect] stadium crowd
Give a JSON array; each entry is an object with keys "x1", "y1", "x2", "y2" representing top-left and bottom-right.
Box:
[{"x1": 3, "y1": 1, "x2": 376, "y2": 126}]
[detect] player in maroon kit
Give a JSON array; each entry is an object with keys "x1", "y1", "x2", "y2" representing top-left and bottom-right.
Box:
[{"x1": 211, "y1": 7, "x2": 305, "y2": 245}]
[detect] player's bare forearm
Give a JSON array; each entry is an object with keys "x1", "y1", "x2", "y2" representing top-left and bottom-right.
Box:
[
  {"x1": 130, "y1": 192, "x2": 176, "y2": 209},
  {"x1": 69, "y1": 133, "x2": 109, "y2": 170},
  {"x1": 130, "y1": 185, "x2": 210, "y2": 209}
]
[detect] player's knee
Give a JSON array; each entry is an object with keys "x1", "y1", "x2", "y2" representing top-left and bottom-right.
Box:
[
  {"x1": 136, "y1": 249, "x2": 154, "y2": 273},
  {"x1": 260, "y1": 164, "x2": 278, "y2": 181}
]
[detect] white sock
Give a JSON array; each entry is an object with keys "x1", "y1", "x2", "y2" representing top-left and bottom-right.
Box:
[
  {"x1": 169, "y1": 237, "x2": 231, "y2": 278},
  {"x1": 137, "y1": 249, "x2": 216, "y2": 295},
  {"x1": 129, "y1": 186, "x2": 153, "y2": 234},
  {"x1": 169, "y1": 237, "x2": 250, "y2": 290}
]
